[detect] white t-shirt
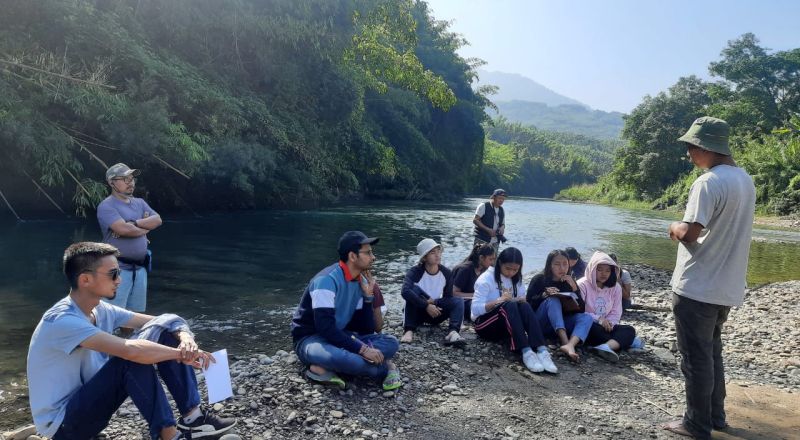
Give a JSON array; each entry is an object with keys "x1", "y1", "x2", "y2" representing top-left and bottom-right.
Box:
[
  {"x1": 671, "y1": 165, "x2": 756, "y2": 306},
  {"x1": 619, "y1": 269, "x2": 632, "y2": 285},
  {"x1": 416, "y1": 270, "x2": 447, "y2": 301},
  {"x1": 475, "y1": 203, "x2": 500, "y2": 233},
  {"x1": 471, "y1": 267, "x2": 526, "y2": 320},
  {"x1": 27, "y1": 296, "x2": 133, "y2": 437}
]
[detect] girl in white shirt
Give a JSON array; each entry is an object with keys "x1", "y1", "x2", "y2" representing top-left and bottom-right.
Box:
[{"x1": 472, "y1": 247, "x2": 558, "y2": 374}]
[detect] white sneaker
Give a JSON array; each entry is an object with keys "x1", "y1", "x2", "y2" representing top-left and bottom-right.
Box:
[
  {"x1": 536, "y1": 349, "x2": 558, "y2": 374},
  {"x1": 522, "y1": 350, "x2": 544, "y2": 373},
  {"x1": 444, "y1": 330, "x2": 466, "y2": 347}
]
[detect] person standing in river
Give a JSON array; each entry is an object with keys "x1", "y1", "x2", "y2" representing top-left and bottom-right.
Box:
[
  {"x1": 97, "y1": 163, "x2": 162, "y2": 312},
  {"x1": 661, "y1": 117, "x2": 756, "y2": 440},
  {"x1": 473, "y1": 189, "x2": 506, "y2": 252},
  {"x1": 291, "y1": 231, "x2": 402, "y2": 391}
]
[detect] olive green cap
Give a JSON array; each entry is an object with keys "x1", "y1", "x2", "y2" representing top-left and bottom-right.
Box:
[{"x1": 678, "y1": 116, "x2": 731, "y2": 156}]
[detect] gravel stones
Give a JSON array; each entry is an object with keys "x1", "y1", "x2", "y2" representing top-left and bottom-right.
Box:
[{"x1": 4, "y1": 264, "x2": 798, "y2": 439}]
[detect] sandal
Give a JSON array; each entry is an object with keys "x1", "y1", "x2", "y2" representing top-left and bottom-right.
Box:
[
  {"x1": 305, "y1": 369, "x2": 346, "y2": 389},
  {"x1": 382, "y1": 370, "x2": 403, "y2": 391}
]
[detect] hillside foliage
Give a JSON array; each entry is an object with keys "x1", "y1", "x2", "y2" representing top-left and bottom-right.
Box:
[
  {"x1": 560, "y1": 34, "x2": 800, "y2": 216},
  {"x1": 0, "y1": 0, "x2": 491, "y2": 216}
]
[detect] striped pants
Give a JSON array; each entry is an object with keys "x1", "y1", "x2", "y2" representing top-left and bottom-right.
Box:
[{"x1": 473, "y1": 301, "x2": 545, "y2": 352}]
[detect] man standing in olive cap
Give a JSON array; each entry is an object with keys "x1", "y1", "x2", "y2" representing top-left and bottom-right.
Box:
[
  {"x1": 97, "y1": 163, "x2": 162, "y2": 312},
  {"x1": 662, "y1": 117, "x2": 755, "y2": 439}
]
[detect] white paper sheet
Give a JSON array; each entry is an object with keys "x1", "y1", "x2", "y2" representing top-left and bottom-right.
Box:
[{"x1": 204, "y1": 349, "x2": 233, "y2": 404}]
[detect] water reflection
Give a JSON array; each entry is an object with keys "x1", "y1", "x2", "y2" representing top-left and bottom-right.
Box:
[{"x1": 1, "y1": 198, "x2": 799, "y2": 389}]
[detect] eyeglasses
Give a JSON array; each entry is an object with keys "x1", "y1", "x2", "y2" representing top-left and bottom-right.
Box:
[
  {"x1": 358, "y1": 250, "x2": 375, "y2": 256},
  {"x1": 83, "y1": 268, "x2": 121, "y2": 281},
  {"x1": 113, "y1": 176, "x2": 136, "y2": 184}
]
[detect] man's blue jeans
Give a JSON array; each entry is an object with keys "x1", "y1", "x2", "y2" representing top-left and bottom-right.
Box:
[
  {"x1": 295, "y1": 333, "x2": 399, "y2": 379},
  {"x1": 535, "y1": 297, "x2": 592, "y2": 342},
  {"x1": 104, "y1": 266, "x2": 148, "y2": 312},
  {"x1": 53, "y1": 333, "x2": 200, "y2": 440}
]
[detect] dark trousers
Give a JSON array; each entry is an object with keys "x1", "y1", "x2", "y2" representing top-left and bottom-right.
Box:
[
  {"x1": 404, "y1": 296, "x2": 464, "y2": 332},
  {"x1": 463, "y1": 299, "x2": 472, "y2": 322},
  {"x1": 673, "y1": 293, "x2": 730, "y2": 440},
  {"x1": 585, "y1": 322, "x2": 636, "y2": 349},
  {"x1": 474, "y1": 301, "x2": 545, "y2": 351},
  {"x1": 53, "y1": 333, "x2": 201, "y2": 440}
]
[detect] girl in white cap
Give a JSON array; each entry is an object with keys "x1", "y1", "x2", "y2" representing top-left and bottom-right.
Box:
[{"x1": 400, "y1": 239, "x2": 466, "y2": 346}]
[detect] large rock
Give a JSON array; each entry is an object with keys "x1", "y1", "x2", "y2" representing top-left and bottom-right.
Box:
[{"x1": 2, "y1": 426, "x2": 36, "y2": 440}]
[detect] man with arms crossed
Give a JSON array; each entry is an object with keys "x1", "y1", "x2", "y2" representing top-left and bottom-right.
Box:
[
  {"x1": 27, "y1": 242, "x2": 235, "y2": 439},
  {"x1": 97, "y1": 163, "x2": 162, "y2": 312},
  {"x1": 661, "y1": 117, "x2": 755, "y2": 439}
]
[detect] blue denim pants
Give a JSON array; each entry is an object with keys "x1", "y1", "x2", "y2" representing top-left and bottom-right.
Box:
[
  {"x1": 535, "y1": 296, "x2": 593, "y2": 342},
  {"x1": 53, "y1": 333, "x2": 200, "y2": 440},
  {"x1": 295, "y1": 332, "x2": 399, "y2": 380},
  {"x1": 104, "y1": 266, "x2": 148, "y2": 312}
]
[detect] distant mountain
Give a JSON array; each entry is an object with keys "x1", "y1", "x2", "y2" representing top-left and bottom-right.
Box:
[
  {"x1": 491, "y1": 101, "x2": 625, "y2": 140},
  {"x1": 476, "y1": 70, "x2": 624, "y2": 139},
  {"x1": 476, "y1": 69, "x2": 586, "y2": 107}
]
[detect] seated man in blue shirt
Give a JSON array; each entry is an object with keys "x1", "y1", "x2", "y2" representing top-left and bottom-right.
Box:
[
  {"x1": 291, "y1": 231, "x2": 401, "y2": 391},
  {"x1": 27, "y1": 242, "x2": 235, "y2": 440}
]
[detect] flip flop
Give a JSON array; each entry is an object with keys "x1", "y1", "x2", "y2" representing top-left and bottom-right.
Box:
[
  {"x1": 382, "y1": 370, "x2": 403, "y2": 391},
  {"x1": 591, "y1": 345, "x2": 619, "y2": 363},
  {"x1": 305, "y1": 369, "x2": 346, "y2": 389},
  {"x1": 660, "y1": 420, "x2": 692, "y2": 437}
]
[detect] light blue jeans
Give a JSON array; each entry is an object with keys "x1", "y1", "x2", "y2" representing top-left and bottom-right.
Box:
[
  {"x1": 105, "y1": 267, "x2": 147, "y2": 312},
  {"x1": 295, "y1": 333, "x2": 399, "y2": 379},
  {"x1": 536, "y1": 296, "x2": 593, "y2": 343}
]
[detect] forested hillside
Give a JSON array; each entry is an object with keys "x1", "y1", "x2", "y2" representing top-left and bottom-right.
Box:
[
  {"x1": 479, "y1": 119, "x2": 620, "y2": 197},
  {"x1": 491, "y1": 101, "x2": 624, "y2": 139},
  {"x1": 0, "y1": 0, "x2": 492, "y2": 216},
  {"x1": 560, "y1": 34, "x2": 800, "y2": 215}
]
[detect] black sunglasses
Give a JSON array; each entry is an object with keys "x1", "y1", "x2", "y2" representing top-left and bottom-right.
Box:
[{"x1": 84, "y1": 268, "x2": 121, "y2": 281}]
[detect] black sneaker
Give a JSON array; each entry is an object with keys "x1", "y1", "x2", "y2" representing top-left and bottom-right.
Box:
[{"x1": 177, "y1": 407, "x2": 236, "y2": 439}]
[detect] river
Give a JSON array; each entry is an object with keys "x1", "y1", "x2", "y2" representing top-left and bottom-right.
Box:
[{"x1": 2, "y1": 197, "x2": 800, "y2": 418}]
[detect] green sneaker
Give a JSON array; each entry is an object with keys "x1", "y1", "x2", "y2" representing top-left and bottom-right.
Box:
[
  {"x1": 305, "y1": 369, "x2": 346, "y2": 389},
  {"x1": 382, "y1": 370, "x2": 402, "y2": 391}
]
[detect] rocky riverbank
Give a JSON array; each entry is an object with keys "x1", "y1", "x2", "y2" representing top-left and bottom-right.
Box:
[{"x1": 4, "y1": 265, "x2": 800, "y2": 439}]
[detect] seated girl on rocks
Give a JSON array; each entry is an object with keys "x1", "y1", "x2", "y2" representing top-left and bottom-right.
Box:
[
  {"x1": 526, "y1": 249, "x2": 593, "y2": 362},
  {"x1": 452, "y1": 242, "x2": 497, "y2": 322},
  {"x1": 472, "y1": 247, "x2": 558, "y2": 374},
  {"x1": 577, "y1": 251, "x2": 641, "y2": 362},
  {"x1": 400, "y1": 239, "x2": 465, "y2": 346}
]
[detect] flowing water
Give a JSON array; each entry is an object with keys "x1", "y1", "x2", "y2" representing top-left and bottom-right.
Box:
[{"x1": 2, "y1": 197, "x2": 800, "y2": 420}]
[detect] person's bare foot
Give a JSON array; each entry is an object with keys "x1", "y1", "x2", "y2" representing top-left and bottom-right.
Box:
[
  {"x1": 559, "y1": 344, "x2": 580, "y2": 362},
  {"x1": 660, "y1": 419, "x2": 692, "y2": 437},
  {"x1": 400, "y1": 331, "x2": 413, "y2": 343},
  {"x1": 309, "y1": 364, "x2": 328, "y2": 375}
]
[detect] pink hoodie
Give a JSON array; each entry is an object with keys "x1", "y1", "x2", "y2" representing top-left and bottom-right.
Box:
[{"x1": 577, "y1": 251, "x2": 623, "y2": 326}]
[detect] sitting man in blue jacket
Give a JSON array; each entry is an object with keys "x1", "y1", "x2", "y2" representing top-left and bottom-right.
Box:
[{"x1": 291, "y1": 231, "x2": 401, "y2": 391}]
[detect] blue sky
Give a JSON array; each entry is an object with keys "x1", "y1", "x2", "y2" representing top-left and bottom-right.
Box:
[{"x1": 424, "y1": 0, "x2": 800, "y2": 113}]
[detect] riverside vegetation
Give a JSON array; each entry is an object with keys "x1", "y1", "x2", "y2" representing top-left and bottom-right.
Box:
[
  {"x1": 556, "y1": 33, "x2": 800, "y2": 217},
  {"x1": 0, "y1": 0, "x2": 492, "y2": 216}
]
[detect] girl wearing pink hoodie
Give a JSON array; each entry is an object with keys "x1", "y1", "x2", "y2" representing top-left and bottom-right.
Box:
[{"x1": 577, "y1": 251, "x2": 638, "y2": 362}]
